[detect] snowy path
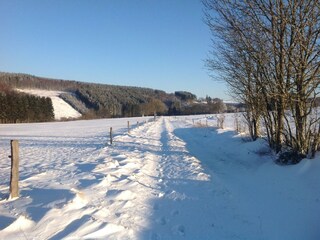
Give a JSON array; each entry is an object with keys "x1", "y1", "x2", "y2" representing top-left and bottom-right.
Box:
[
  {"x1": 0, "y1": 117, "x2": 216, "y2": 239},
  {"x1": 138, "y1": 118, "x2": 215, "y2": 239},
  {"x1": 0, "y1": 116, "x2": 320, "y2": 239}
]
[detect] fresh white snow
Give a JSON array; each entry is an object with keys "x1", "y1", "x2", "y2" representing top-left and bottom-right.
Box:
[
  {"x1": 0, "y1": 115, "x2": 319, "y2": 239},
  {"x1": 16, "y1": 89, "x2": 82, "y2": 120}
]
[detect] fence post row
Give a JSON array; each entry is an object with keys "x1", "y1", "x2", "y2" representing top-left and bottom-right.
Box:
[
  {"x1": 127, "y1": 121, "x2": 130, "y2": 133},
  {"x1": 9, "y1": 140, "x2": 19, "y2": 198}
]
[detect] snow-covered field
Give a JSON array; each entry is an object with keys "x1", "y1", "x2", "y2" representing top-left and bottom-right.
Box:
[
  {"x1": 0, "y1": 115, "x2": 319, "y2": 239},
  {"x1": 16, "y1": 89, "x2": 82, "y2": 120}
]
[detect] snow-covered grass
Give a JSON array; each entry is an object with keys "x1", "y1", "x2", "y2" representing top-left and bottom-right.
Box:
[
  {"x1": 16, "y1": 89, "x2": 82, "y2": 120},
  {"x1": 0, "y1": 115, "x2": 319, "y2": 239}
]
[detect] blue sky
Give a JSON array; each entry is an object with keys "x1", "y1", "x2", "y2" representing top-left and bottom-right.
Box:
[{"x1": 0, "y1": 0, "x2": 228, "y2": 100}]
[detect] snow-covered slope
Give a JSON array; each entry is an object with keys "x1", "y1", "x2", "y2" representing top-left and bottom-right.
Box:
[
  {"x1": 16, "y1": 89, "x2": 82, "y2": 120},
  {"x1": 0, "y1": 115, "x2": 319, "y2": 239}
]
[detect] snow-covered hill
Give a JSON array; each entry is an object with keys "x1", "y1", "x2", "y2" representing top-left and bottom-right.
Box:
[
  {"x1": 16, "y1": 89, "x2": 82, "y2": 120},
  {"x1": 0, "y1": 115, "x2": 319, "y2": 239}
]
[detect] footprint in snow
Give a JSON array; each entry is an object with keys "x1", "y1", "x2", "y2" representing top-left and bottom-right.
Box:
[
  {"x1": 171, "y1": 210, "x2": 179, "y2": 216},
  {"x1": 156, "y1": 217, "x2": 167, "y2": 225},
  {"x1": 150, "y1": 232, "x2": 161, "y2": 240},
  {"x1": 106, "y1": 189, "x2": 136, "y2": 201},
  {"x1": 172, "y1": 225, "x2": 185, "y2": 236},
  {"x1": 105, "y1": 160, "x2": 119, "y2": 168}
]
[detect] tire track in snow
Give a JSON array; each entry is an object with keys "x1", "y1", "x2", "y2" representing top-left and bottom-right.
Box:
[{"x1": 144, "y1": 117, "x2": 213, "y2": 240}]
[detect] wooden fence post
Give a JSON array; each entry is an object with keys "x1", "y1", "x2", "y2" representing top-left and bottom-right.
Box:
[
  {"x1": 9, "y1": 140, "x2": 19, "y2": 198},
  {"x1": 127, "y1": 121, "x2": 130, "y2": 133},
  {"x1": 110, "y1": 127, "x2": 113, "y2": 145}
]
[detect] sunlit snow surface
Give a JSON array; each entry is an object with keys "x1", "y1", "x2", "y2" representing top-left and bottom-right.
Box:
[
  {"x1": 16, "y1": 89, "x2": 82, "y2": 120},
  {"x1": 0, "y1": 115, "x2": 319, "y2": 239}
]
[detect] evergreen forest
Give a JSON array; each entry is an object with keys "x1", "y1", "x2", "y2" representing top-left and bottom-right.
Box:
[{"x1": 0, "y1": 72, "x2": 228, "y2": 122}]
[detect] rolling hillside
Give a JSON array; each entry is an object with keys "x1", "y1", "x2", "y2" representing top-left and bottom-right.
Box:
[
  {"x1": 0, "y1": 72, "x2": 177, "y2": 119},
  {"x1": 16, "y1": 89, "x2": 82, "y2": 120},
  {"x1": 0, "y1": 72, "x2": 230, "y2": 123}
]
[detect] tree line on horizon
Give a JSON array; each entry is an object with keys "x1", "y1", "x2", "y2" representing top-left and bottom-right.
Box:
[
  {"x1": 0, "y1": 72, "x2": 229, "y2": 122},
  {"x1": 0, "y1": 83, "x2": 54, "y2": 123}
]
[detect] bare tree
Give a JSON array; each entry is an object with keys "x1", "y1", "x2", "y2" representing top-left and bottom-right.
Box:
[{"x1": 204, "y1": 0, "x2": 320, "y2": 159}]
